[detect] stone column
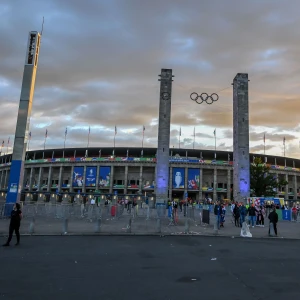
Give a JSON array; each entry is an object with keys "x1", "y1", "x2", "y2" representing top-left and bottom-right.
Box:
[
  {"x1": 199, "y1": 168, "x2": 203, "y2": 201},
  {"x1": 37, "y1": 167, "x2": 42, "y2": 190},
  {"x1": 28, "y1": 167, "x2": 34, "y2": 191},
  {"x1": 4, "y1": 170, "x2": 8, "y2": 189},
  {"x1": 294, "y1": 175, "x2": 297, "y2": 200},
  {"x1": 227, "y1": 169, "x2": 231, "y2": 200},
  {"x1": 124, "y1": 165, "x2": 128, "y2": 194},
  {"x1": 284, "y1": 174, "x2": 289, "y2": 200},
  {"x1": 139, "y1": 166, "x2": 143, "y2": 193},
  {"x1": 213, "y1": 167, "x2": 217, "y2": 202},
  {"x1": 69, "y1": 166, "x2": 74, "y2": 193},
  {"x1": 109, "y1": 165, "x2": 114, "y2": 194},
  {"x1": 58, "y1": 166, "x2": 63, "y2": 192},
  {"x1": 168, "y1": 166, "x2": 173, "y2": 200},
  {"x1": 0, "y1": 171, "x2": 3, "y2": 189},
  {"x1": 47, "y1": 166, "x2": 52, "y2": 192},
  {"x1": 82, "y1": 165, "x2": 87, "y2": 193},
  {"x1": 96, "y1": 166, "x2": 100, "y2": 190}
]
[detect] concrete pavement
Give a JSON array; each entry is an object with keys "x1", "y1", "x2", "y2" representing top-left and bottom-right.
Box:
[{"x1": 0, "y1": 236, "x2": 299, "y2": 300}]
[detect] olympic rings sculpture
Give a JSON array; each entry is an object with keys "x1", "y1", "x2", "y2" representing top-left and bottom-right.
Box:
[{"x1": 190, "y1": 92, "x2": 219, "y2": 105}]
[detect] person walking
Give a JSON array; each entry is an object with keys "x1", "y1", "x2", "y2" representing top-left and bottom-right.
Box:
[
  {"x1": 268, "y1": 207, "x2": 279, "y2": 236},
  {"x1": 214, "y1": 201, "x2": 222, "y2": 230},
  {"x1": 3, "y1": 203, "x2": 22, "y2": 247}
]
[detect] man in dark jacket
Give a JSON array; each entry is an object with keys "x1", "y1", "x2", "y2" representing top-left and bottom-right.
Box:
[
  {"x1": 268, "y1": 207, "x2": 279, "y2": 236},
  {"x1": 214, "y1": 201, "x2": 222, "y2": 230},
  {"x1": 248, "y1": 204, "x2": 256, "y2": 228}
]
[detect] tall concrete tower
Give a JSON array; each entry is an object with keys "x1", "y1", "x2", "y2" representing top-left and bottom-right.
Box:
[
  {"x1": 233, "y1": 73, "x2": 250, "y2": 203},
  {"x1": 6, "y1": 31, "x2": 41, "y2": 204},
  {"x1": 155, "y1": 69, "x2": 174, "y2": 204}
]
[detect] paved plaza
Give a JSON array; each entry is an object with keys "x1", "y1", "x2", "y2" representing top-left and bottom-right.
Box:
[
  {"x1": 0, "y1": 236, "x2": 299, "y2": 300},
  {"x1": 0, "y1": 207, "x2": 300, "y2": 239}
]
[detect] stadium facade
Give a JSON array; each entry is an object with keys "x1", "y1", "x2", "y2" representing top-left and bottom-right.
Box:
[{"x1": 0, "y1": 147, "x2": 298, "y2": 202}]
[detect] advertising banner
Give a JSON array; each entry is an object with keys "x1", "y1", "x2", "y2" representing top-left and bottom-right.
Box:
[
  {"x1": 73, "y1": 166, "x2": 84, "y2": 187},
  {"x1": 173, "y1": 168, "x2": 185, "y2": 189},
  {"x1": 85, "y1": 166, "x2": 96, "y2": 187},
  {"x1": 188, "y1": 168, "x2": 200, "y2": 190},
  {"x1": 99, "y1": 166, "x2": 111, "y2": 187}
]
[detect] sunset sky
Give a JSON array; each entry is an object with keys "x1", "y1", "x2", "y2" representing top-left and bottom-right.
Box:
[{"x1": 1, "y1": 0, "x2": 300, "y2": 158}]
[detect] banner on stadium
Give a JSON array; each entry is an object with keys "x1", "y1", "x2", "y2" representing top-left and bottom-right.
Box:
[
  {"x1": 188, "y1": 168, "x2": 200, "y2": 190},
  {"x1": 85, "y1": 166, "x2": 96, "y2": 187},
  {"x1": 99, "y1": 166, "x2": 111, "y2": 187},
  {"x1": 73, "y1": 166, "x2": 84, "y2": 187},
  {"x1": 173, "y1": 167, "x2": 185, "y2": 189}
]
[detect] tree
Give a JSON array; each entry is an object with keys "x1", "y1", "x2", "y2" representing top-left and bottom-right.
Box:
[{"x1": 250, "y1": 157, "x2": 288, "y2": 197}]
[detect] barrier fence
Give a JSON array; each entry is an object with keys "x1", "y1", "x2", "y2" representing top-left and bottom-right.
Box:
[{"x1": 0, "y1": 202, "x2": 207, "y2": 235}]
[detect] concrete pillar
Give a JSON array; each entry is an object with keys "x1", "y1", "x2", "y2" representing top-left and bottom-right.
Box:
[
  {"x1": 47, "y1": 166, "x2": 52, "y2": 192},
  {"x1": 28, "y1": 167, "x2": 34, "y2": 191},
  {"x1": 37, "y1": 167, "x2": 42, "y2": 190},
  {"x1": 82, "y1": 165, "x2": 87, "y2": 193},
  {"x1": 233, "y1": 73, "x2": 250, "y2": 204},
  {"x1": 213, "y1": 167, "x2": 217, "y2": 202},
  {"x1": 139, "y1": 166, "x2": 143, "y2": 193},
  {"x1": 184, "y1": 167, "x2": 188, "y2": 199},
  {"x1": 0, "y1": 171, "x2": 3, "y2": 189},
  {"x1": 109, "y1": 166, "x2": 114, "y2": 194},
  {"x1": 6, "y1": 31, "x2": 41, "y2": 204},
  {"x1": 124, "y1": 165, "x2": 128, "y2": 194},
  {"x1": 4, "y1": 170, "x2": 8, "y2": 189},
  {"x1": 96, "y1": 165, "x2": 100, "y2": 190},
  {"x1": 227, "y1": 169, "x2": 231, "y2": 200},
  {"x1": 155, "y1": 69, "x2": 173, "y2": 204},
  {"x1": 70, "y1": 166, "x2": 74, "y2": 193},
  {"x1": 198, "y1": 168, "x2": 203, "y2": 201},
  {"x1": 294, "y1": 175, "x2": 298, "y2": 200},
  {"x1": 168, "y1": 166, "x2": 173, "y2": 200},
  {"x1": 58, "y1": 166, "x2": 63, "y2": 192},
  {"x1": 284, "y1": 174, "x2": 289, "y2": 200}
]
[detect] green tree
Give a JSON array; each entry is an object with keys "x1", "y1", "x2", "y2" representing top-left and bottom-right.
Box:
[{"x1": 250, "y1": 157, "x2": 288, "y2": 197}]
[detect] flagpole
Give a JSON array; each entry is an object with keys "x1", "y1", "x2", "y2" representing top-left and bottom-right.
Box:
[
  {"x1": 179, "y1": 127, "x2": 181, "y2": 149},
  {"x1": 6, "y1": 137, "x2": 10, "y2": 154},
  {"x1": 193, "y1": 127, "x2": 195, "y2": 150},
  {"x1": 87, "y1": 127, "x2": 90, "y2": 148},
  {"x1": 44, "y1": 136, "x2": 46, "y2": 150},
  {"x1": 64, "y1": 128, "x2": 67, "y2": 149},
  {"x1": 214, "y1": 129, "x2": 216, "y2": 159},
  {"x1": 142, "y1": 126, "x2": 145, "y2": 149},
  {"x1": 283, "y1": 137, "x2": 286, "y2": 158}
]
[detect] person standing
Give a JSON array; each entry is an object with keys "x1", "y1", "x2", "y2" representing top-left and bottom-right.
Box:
[
  {"x1": 3, "y1": 203, "x2": 22, "y2": 247},
  {"x1": 214, "y1": 201, "x2": 222, "y2": 230},
  {"x1": 239, "y1": 203, "x2": 247, "y2": 227},
  {"x1": 233, "y1": 203, "x2": 240, "y2": 227},
  {"x1": 248, "y1": 204, "x2": 256, "y2": 228},
  {"x1": 268, "y1": 207, "x2": 279, "y2": 236}
]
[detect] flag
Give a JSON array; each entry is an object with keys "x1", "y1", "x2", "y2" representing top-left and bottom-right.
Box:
[
  {"x1": 213, "y1": 129, "x2": 216, "y2": 136},
  {"x1": 45, "y1": 129, "x2": 48, "y2": 138},
  {"x1": 7, "y1": 137, "x2": 10, "y2": 144},
  {"x1": 65, "y1": 128, "x2": 67, "y2": 136},
  {"x1": 143, "y1": 125, "x2": 145, "y2": 132},
  {"x1": 283, "y1": 137, "x2": 286, "y2": 145},
  {"x1": 29, "y1": 131, "x2": 32, "y2": 139},
  {"x1": 115, "y1": 126, "x2": 117, "y2": 135},
  {"x1": 88, "y1": 126, "x2": 90, "y2": 134},
  {"x1": 179, "y1": 127, "x2": 181, "y2": 136},
  {"x1": 263, "y1": 133, "x2": 265, "y2": 144}
]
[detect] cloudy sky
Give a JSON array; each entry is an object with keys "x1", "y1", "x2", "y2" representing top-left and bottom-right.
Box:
[{"x1": 1, "y1": 0, "x2": 300, "y2": 158}]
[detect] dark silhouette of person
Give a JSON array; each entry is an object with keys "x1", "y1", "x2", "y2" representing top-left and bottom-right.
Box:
[
  {"x1": 268, "y1": 207, "x2": 278, "y2": 236},
  {"x1": 3, "y1": 203, "x2": 22, "y2": 246}
]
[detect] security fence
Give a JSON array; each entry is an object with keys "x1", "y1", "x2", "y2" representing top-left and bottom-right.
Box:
[{"x1": 0, "y1": 201, "x2": 207, "y2": 235}]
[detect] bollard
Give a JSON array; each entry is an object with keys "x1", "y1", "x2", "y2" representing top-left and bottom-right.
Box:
[
  {"x1": 29, "y1": 216, "x2": 35, "y2": 234},
  {"x1": 184, "y1": 217, "x2": 190, "y2": 234},
  {"x1": 63, "y1": 218, "x2": 68, "y2": 234},
  {"x1": 126, "y1": 218, "x2": 132, "y2": 233},
  {"x1": 156, "y1": 218, "x2": 161, "y2": 233},
  {"x1": 95, "y1": 217, "x2": 101, "y2": 233}
]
